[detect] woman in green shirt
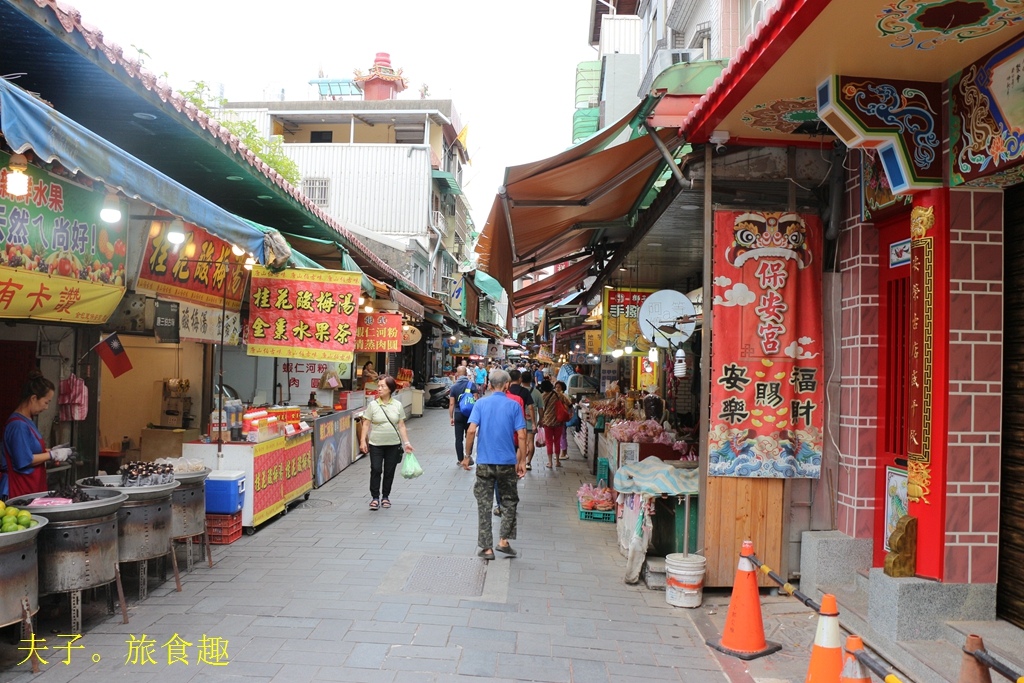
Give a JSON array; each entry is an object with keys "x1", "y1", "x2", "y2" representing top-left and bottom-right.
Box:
[{"x1": 359, "y1": 376, "x2": 414, "y2": 510}]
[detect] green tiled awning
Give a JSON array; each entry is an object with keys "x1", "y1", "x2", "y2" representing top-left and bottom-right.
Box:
[
  {"x1": 572, "y1": 108, "x2": 600, "y2": 144},
  {"x1": 432, "y1": 170, "x2": 463, "y2": 195}
]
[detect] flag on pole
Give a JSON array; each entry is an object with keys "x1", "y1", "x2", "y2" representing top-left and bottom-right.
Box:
[{"x1": 94, "y1": 332, "x2": 133, "y2": 378}]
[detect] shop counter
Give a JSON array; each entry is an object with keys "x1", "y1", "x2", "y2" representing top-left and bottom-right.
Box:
[{"x1": 182, "y1": 430, "x2": 313, "y2": 530}]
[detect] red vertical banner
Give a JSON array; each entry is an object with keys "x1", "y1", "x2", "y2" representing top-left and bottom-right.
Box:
[
  {"x1": 708, "y1": 211, "x2": 825, "y2": 478},
  {"x1": 251, "y1": 437, "x2": 285, "y2": 526},
  {"x1": 355, "y1": 312, "x2": 402, "y2": 353}
]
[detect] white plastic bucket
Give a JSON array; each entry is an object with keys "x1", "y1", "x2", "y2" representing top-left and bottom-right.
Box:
[{"x1": 665, "y1": 553, "x2": 706, "y2": 608}]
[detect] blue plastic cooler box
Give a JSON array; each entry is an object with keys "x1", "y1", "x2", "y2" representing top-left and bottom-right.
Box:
[{"x1": 205, "y1": 470, "x2": 245, "y2": 514}]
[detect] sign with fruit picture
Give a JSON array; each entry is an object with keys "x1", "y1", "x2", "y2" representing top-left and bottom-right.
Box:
[
  {"x1": 137, "y1": 211, "x2": 248, "y2": 311},
  {"x1": 247, "y1": 267, "x2": 362, "y2": 363},
  {"x1": 0, "y1": 151, "x2": 127, "y2": 323}
]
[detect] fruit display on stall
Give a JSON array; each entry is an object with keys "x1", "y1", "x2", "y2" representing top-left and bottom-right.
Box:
[{"x1": 0, "y1": 502, "x2": 39, "y2": 532}]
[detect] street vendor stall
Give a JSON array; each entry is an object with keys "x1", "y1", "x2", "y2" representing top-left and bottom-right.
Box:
[{"x1": 182, "y1": 429, "x2": 313, "y2": 531}]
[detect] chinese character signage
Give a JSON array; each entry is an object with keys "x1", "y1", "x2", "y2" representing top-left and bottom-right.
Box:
[
  {"x1": 0, "y1": 151, "x2": 126, "y2": 323},
  {"x1": 585, "y1": 330, "x2": 601, "y2": 354},
  {"x1": 708, "y1": 211, "x2": 824, "y2": 479},
  {"x1": 601, "y1": 288, "x2": 656, "y2": 355},
  {"x1": 355, "y1": 312, "x2": 402, "y2": 353},
  {"x1": 138, "y1": 214, "x2": 248, "y2": 311},
  {"x1": 179, "y1": 301, "x2": 242, "y2": 346},
  {"x1": 154, "y1": 300, "x2": 179, "y2": 344},
  {"x1": 247, "y1": 267, "x2": 361, "y2": 362}
]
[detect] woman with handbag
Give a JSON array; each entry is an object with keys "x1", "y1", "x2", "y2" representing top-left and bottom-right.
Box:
[
  {"x1": 554, "y1": 381, "x2": 572, "y2": 460},
  {"x1": 539, "y1": 380, "x2": 572, "y2": 469},
  {"x1": 359, "y1": 376, "x2": 414, "y2": 510}
]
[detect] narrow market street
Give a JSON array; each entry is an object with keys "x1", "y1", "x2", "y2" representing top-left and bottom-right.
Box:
[{"x1": 3, "y1": 406, "x2": 735, "y2": 683}]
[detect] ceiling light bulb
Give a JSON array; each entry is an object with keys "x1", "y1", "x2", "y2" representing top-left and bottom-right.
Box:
[
  {"x1": 648, "y1": 347, "x2": 658, "y2": 362},
  {"x1": 624, "y1": 345, "x2": 633, "y2": 354},
  {"x1": 231, "y1": 244, "x2": 245, "y2": 257},
  {"x1": 6, "y1": 153, "x2": 29, "y2": 197},
  {"x1": 100, "y1": 190, "x2": 122, "y2": 223},
  {"x1": 166, "y1": 219, "x2": 186, "y2": 245},
  {"x1": 243, "y1": 256, "x2": 256, "y2": 271},
  {"x1": 358, "y1": 296, "x2": 366, "y2": 306},
  {"x1": 364, "y1": 304, "x2": 374, "y2": 313},
  {"x1": 611, "y1": 349, "x2": 624, "y2": 358}
]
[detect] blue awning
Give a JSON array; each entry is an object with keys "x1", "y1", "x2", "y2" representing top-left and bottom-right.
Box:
[{"x1": 0, "y1": 79, "x2": 273, "y2": 264}]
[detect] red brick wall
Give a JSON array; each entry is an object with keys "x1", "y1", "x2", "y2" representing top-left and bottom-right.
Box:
[
  {"x1": 944, "y1": 188, "x2": 1003, "y2": 583},
  {"x1": 837, "y1": 156, "x2": 879, "y2": 539}
]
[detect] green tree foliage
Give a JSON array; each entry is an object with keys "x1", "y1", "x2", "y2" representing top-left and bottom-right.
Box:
[{"x1": 180, "y1": 81, "x2": 302, "y2": 187}]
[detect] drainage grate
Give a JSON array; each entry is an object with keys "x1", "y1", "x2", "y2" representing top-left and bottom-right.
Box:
[
  {"x1": 292, "y1": 498, "x2": 332, "y2": 509},
  {"x1": 403, "y1": 555, "x2": 486, "y2": 596}
]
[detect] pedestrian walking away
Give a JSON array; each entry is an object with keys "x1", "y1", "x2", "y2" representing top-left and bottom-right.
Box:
[
  {"x1": 359, "y1": 375, "x2": 414, "y2": 510},
  {"x1": 508, "y1": 369, "x2": 537, "y2": 472},
  {"x1": 555, "y1": 380, "x2": 571, "y2": 459},
  {"x1": 465, "y1": 368, "x2": 527, "y2": 560},
  {"x1": 521, "y1": 370, "x2": 542, "y2": 470},
  {"x1": 448, "y1": 366, "x2": 477, "y2": 468},
  {"x1": 539, "y1": 379, "x2": 571, "y2": 468}
]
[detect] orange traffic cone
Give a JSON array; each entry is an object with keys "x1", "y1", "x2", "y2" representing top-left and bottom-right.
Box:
[
  {"x1": 805, "y1": 594, "x2": 843, "y2": 683},
  {"x1": 839, "y1": 635, "x2": 870, "y2": 683},
  {"x1": 707, "y1": 540, "x2": 781, "y2": 660},
  {"x1": 957, "y1": 634, "x2": 992, "y2": 683}
]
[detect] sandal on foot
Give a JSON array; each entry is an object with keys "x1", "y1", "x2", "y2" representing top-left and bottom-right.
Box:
[
  {"x1": 555, "y1": 462, "x2": 562, "y2": 468},
  {"x1": 495, "y1": 544, "x2": 517, "y2": 557},
  {"x1": 477, "y1": 548, "x2": 495, "y2": 560},
  {"x1": 381, "y1": 498, "x2": 391, "y2": 508},
  {"x1": 369, "y1": 499, "x2": 380, "y2": 510}
]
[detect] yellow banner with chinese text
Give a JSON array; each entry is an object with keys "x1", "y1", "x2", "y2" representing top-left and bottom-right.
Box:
[{"x1": 0, "y1": 265, "x2": 124, "y2": 323}]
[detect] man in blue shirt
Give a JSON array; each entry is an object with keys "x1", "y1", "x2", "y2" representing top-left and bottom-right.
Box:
[
  {"x1": 465, "y1": 369, "x2": 526, "y2": 559},
  {"x1": 474, "y1": 361, "x2": 488, "y2": 388}
]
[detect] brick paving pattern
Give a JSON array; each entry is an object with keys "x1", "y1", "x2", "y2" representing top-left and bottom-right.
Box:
[{"x1": 1, "y1": 408, "x2": 733, "y2": 683}]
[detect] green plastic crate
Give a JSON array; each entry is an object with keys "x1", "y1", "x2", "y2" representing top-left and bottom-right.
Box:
[{"x1": 578, "y1": 499, "x2": 615, "y2": 523}]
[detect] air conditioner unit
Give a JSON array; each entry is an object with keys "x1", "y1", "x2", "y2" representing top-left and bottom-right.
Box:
[
  {"x1": 587, "y1": 95, "x2": 600, "y2": 108},
  {"x1": 669, "y1": 48, "x2": 703, "y2": 65}
]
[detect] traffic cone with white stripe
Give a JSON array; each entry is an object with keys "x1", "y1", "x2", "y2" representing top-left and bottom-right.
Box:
[
  {"x1": 839, "y1": 635, "x2": 870, "y2": 683},
  {"x1": 957, "y1": 634, "x2": 992, "y2": 683},
  {"x1": 707, "y1": 540, "x2": 782, "y2": 660},
  {"x1": 805, "y1": 594, "x2": 843, "y2": 683}
]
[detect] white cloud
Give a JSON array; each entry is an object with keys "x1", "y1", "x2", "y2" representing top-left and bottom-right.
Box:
[
  {"x1": 712, "y1": 283, "x2": 756, "y2": 307},
  {"x1": 713, "y1": 276, "x2": 732, "y2": 287},
  {"x1": 798, "y1": 336, "x2": 814, "y2": 345},
  {"x1": 784, "y1": 341, "x2": 819, "y2": 359}
]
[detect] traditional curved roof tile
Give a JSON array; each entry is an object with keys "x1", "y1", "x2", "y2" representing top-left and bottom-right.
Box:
[{"x1": 29, "y1": 0, "x2": 412, "y2": 288}]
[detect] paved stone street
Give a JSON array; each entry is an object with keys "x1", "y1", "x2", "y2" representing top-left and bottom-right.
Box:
[{"x1": 1, "y1": 406, "x2": 737, "y2": 683}]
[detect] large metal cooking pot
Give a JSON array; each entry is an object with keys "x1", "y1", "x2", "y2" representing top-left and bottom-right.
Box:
[
  {"x1": 76, "y1": 476, "x2": 180, "y2": 502},
  {"x1": 8, "y1": 488, "x2": 127, "y2": 522},
  {"x1": 171, "y1": 469, "x2": 210, "y2": 539},
  {"x1": 36, "y1": 513, "x2": 118, "y2": 595},
  {"x1": 0, "y1": 515, "x2": 48, "y2": 627}
]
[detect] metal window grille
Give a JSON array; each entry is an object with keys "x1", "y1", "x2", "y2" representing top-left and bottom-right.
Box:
[{"x1": 302, "y1": 178, "x2": 329, "y2": 207}]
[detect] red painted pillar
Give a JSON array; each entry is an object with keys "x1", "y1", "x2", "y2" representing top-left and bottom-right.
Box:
[{"x1": 906, "y1": 189, "x2": 949, "y2": 580}]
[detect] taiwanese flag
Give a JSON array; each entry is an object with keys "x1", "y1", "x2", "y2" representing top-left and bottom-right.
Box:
[{"x1": 94, "y1": 333, "x2": 133, "y2": 378}]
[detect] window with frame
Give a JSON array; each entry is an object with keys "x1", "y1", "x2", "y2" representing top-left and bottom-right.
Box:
[
  {"x1": 310, "y1": 130, "x2": 333, "y2": 143},
  {"x1": 302, "y1": 178, "x2": 330, "y2": 207}
]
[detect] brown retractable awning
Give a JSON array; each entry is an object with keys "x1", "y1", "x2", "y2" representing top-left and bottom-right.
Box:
[
  {"x1": 476, "y1": 103, "x2": 680, "y2": 297},
  {"x1": 511, "y1": 257, "x2": 594, "y2": 317}
]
